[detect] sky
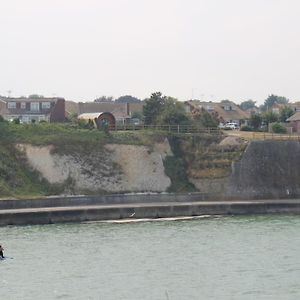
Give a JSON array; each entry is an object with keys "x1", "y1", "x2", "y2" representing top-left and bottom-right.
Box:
[{"x1": 1, "y1": 0, "x2": 300, "y2": 104}]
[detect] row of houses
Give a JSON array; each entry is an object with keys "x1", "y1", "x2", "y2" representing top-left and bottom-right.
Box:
[
  {"x1": 0, "y1": 97, "x2": 251, "y2": 125},
  {"x1": 0, "y1": 97, "x2": 143, "y2": 125},
  {"x1": 1, "y1": 96, "x2": 300, "y2": 132}
]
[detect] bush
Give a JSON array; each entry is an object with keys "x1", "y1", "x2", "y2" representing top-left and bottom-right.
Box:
[
  {"x1": 272, "y1": 122, "x2": 287, "y2": 134},
  {"x1": 13, "y1": 118, "x2": 20, "y2": 125},
  {"x1": 240, "y1": 125, "x2": 253, "y2": 131}
]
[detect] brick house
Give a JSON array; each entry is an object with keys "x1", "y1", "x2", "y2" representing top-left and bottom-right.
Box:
[
  {"x1": 286, "y1": 112, "x2": 300, "y2": 133},
  {"x1": 0, "y1": 97, "x2": 65, "y2": 123}
]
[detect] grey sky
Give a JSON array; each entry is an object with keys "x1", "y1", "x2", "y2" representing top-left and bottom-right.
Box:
[{"x1": 1, "y1": 0, "x2": 300, "y2": 104}]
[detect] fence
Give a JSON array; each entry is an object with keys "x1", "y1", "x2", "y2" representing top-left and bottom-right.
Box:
[
  {"x1": 228, "y1": 131, "x2": 300, "y2": 141},
  {"x1": 114, "y1": 124, "x2": 221, "y2": 135}
]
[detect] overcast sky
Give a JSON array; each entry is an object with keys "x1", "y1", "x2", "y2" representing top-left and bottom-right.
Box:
[{"x1": 1, "y1": 0, "x2": 300, "y2": 104}]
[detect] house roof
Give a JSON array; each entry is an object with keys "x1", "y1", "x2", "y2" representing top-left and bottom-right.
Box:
[
  {"x1": 78, "y1": 113, "x2": 104, "y2": 119},
  {"x1": 0, "y1": 97, "x2": 64, "y2": 116},
  {"x1": 0, "y1": 97, "x2": 63, "y2": 103},
  {"x1": 287, "y1": 112, "x2": 300, "y2": 122},
  {"x1": 66, "y1": 101, "x2": 143, "y2": 119},
  {"x1": 186, "y1": 100, "x2": 249, "y2": 121}
]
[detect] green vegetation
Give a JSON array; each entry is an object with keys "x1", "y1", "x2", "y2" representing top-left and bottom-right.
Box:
[
  {"x1": 272, "y1": 123, "x2": 287, "y2": 134},
  {"x1": 164, "y1": 136, "x2": 196, "y2": 192},
  {"x1": 176, "y1": 135, "x2": 246, "y2": 179},
  {"x1": 279, "y1": 106, "x2": 294, "y2": 122},
  {"x1": 239, "y1": 99, "x2": 256, "y2": 110},
  {"x1": 261, "y1": 94, "x2": 289, "y2": 112},
  {"x1": 115, "y1": 95, "x2": 141, "y2": 103},
  {"x1": 143, "y1": 92, "x2": 218, "y2": 128},
  {"x1": 0, "y1": 143, "x2": 66, "y2": 198},
  {"x1": 249, "y1": 113, "x2": 262, "y2": 131}
]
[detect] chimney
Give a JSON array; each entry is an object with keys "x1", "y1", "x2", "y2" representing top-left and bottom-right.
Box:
[
  {"x1": 126, "y1": 103, "x2": 130, "y2": 117},
  {"x1": 78, "y1": 102, "x2": 83, "y2": 114}
]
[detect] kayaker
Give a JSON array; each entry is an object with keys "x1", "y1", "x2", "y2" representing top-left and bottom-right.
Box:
[{"x1": 0, "y1": 245, "x2": 4, "y2": 258}]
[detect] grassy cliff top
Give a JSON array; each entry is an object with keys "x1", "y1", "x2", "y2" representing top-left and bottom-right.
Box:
[{"x1": 0, "y1": 122, "x2": 172, "y2": 148}]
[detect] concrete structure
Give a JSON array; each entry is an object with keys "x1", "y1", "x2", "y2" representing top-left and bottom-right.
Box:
[
  {"x1": 0, "y1": 194, "x2": 300, "y2": 225},
  {"x1": 0, "y1": 97, "x2": 65, "y2": 123},
  {"x1": 66, "y1": 101, "x2": 143, "y2": 124},
  {"x1": 78, "y1": 112, "x2": 116, "y2": 129}
]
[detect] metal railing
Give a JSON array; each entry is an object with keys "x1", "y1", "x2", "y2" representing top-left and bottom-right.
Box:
[
  {"x1": 227, "y1": 131, "x2": 300, "y2": 141},
  {"x1": 114, "y1": 124, "x2": 221, "y2": 134}
]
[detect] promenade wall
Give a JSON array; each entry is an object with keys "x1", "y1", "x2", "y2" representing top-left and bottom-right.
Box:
[{"x1": 1, "y1": 194, "x2": 300, "y2": 225}]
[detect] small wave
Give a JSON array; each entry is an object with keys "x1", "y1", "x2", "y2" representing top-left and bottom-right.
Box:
[{"x1": 83, "y1": 215, "x2": 214, "y2": 224}]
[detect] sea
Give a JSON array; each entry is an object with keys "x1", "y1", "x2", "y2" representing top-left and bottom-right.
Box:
[{"x1": 1, "y1": 215, "x2": 300, "y2": 300}]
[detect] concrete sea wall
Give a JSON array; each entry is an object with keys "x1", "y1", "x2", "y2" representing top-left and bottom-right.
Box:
[
  {"x1": 1, "y1": 194, "x2": 300, "y2": 225},
  {"x1": 227, "y1": 140, "x2": 300, "y2": 199}
]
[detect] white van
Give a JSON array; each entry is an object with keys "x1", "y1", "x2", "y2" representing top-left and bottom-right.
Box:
[{"x1": 224, "y1": 122, "x2": 239, "y2": 130}]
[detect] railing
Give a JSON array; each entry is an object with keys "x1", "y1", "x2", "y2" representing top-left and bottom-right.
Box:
[
  {"x1": 227, "y1": 130, "x2": 300, "y2": 141},
  {"x1": 114, "y1": 124, "x2": 221, "y2": 134}
]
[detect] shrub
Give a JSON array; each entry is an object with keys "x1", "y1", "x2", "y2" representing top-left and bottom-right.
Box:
[
  {"x1": 13, "y1": 118, "x2": 20, "y2": 124},
  {"x1": 272, "y1": 122, "x2": 287, "y2": 134},
  {"x1": 240, "y1": 125, "x2": 253, "y2": 131}
]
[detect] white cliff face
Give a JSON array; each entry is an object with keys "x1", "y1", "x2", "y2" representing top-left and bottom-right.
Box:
[{"x1": 18, "y1": 140, "x2": 172, "y2": 193}]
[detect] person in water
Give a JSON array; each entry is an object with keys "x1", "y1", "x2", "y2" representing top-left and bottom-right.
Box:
[{"x1": 0, "y1": 245, "x2": 4, "y2": 258}]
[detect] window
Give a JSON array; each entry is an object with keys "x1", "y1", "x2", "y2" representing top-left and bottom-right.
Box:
[
  {"x1": 7, "y1": 102, "x2": 16, "y2": 109},
  {"x1": 205, "y1": 105, "x2": 214, "y2": 111},
  {"x1": 41, "y1": 102, "x2": 51, "y2": 109},
  {"x1": 21, "y1": 102, "x2": 26, "y2": 109},
  {"x1": 30, "y1": 102, "x2": 40, "y2": 111},
  {"x1": 223, "y1": 105, "x2": 232, "y2": 111}
]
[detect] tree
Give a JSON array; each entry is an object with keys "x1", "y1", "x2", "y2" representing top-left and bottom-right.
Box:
[
  {"x1": 156, "y1": 97, "x2": 190, "y2": 125},
  {"x1": 249, "y1": 113, "x2": 262, "y2": 130},
  {"x1": 279, "y1": 106, "x2": 294, "y2": 122},
  {"x1": 192, "y1": 109, "x2": 219, "y2": 128},
  {"x1": 143, "y1": 92, "x2": 165, "y2": 124},
  {"x1": 239, "y1": 100, "x2": 256, "y2": 111},
  {"x1": 272, "y1": 122, "x2": 287, "y2": 133},
  {"x1": 115, "y1": 95, "x2": 141, "y2": 103},
  {"x1": 94, "y1": 96, "x2": 114, "y2": 103},
  {"x1": 131, "y1": 111, "x2": 143, "y2": 120},
  {"x1": 262, "y1": 94, "x2": 289, "y2": 111},
  {"x1": 29, "y1": 94, "x2": 44, "y2": 99},
  {"x1": 143, "y1": 92, "x2": 191, "y2": 125},
  {"x1": 263, "y1": 111, "x2": 279, "y2": 125}
]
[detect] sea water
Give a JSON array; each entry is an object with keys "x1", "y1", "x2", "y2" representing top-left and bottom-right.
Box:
[{"x1": 1, "y1": 215, "x2": 300, "y2": 300}]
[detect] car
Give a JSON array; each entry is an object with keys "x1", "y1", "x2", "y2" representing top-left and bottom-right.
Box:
[{"x1": 224, "y1": 122, "x2": 239, "y2": 130}]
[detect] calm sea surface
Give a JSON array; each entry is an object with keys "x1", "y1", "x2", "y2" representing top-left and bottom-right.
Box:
[{"x1": 1, "y1": 215, "x2": 300, "y2": 300}]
